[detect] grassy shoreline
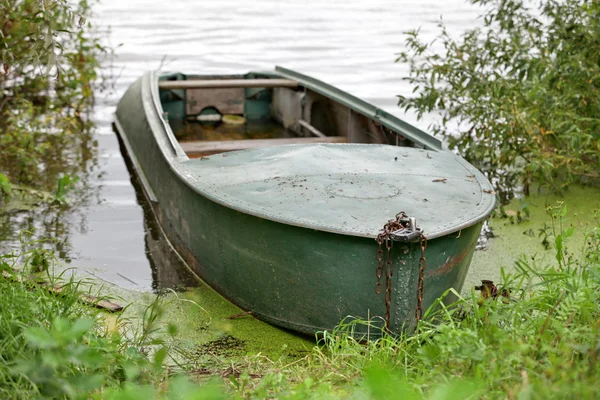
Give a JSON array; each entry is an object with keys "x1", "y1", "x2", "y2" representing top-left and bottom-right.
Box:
[{"x1": 1, "y1": 194, "x2": 598, "y2": 399}]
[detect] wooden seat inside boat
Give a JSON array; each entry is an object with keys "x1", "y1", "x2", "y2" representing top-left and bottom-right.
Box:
[
  {"x1": 159, "y1": 73, "x2": 421, "y2": 158},
  {"x1": 181, "y1": 136, "x2": 348, "y2": 157}
]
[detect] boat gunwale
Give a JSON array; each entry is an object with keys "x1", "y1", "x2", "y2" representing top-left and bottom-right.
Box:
[
  {"x1": 273, "y1": 66, "x2": 443, "y2": 151},
  {"x1": 115, "y1": 70, "x2": 496, "y2": 240}
]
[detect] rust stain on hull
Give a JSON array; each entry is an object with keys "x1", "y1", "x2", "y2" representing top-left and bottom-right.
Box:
[{"x1": 427, "y1": 239, "x2": 475, "y2": 278}]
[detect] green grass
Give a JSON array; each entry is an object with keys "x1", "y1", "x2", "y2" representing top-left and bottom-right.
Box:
[
  {"x1": 0, "y1": 243, "x2": 205, "y2": 399},
  {"x1": 1, "y1": 205, "x2": 599, "y2": 399}
]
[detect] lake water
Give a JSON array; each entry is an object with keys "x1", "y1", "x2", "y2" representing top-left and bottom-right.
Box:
[{"x1": 2, "y1": 0, "x2": 482, "y2": 290}]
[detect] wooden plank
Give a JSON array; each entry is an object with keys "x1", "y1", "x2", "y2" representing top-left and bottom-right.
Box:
[
  {"x1": 1, "y1": 270, "x2": 124, "y2": 312},
  {"x1": 159, "y1": 79, "x2": 298, "y2": 90},
  {"x1": 50, "y1": 284, "x2": 124, "y2": 312},
  {"x1": 298, "y1": 119, "x2": 326, "y2": 138},
  {"x1": 181, "y1": 136, "x2": 347, "y2": 156},
  {"x1": 186, "y1": 88, "x2": 244, "y2": 116}
]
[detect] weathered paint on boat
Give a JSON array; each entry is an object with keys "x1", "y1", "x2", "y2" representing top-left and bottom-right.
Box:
[{"x1": 114, "y1": 69, "x2": 495, "y2": 335}]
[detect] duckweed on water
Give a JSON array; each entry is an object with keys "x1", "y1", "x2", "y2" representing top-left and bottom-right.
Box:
[{"x1": 467, "y1": 184, "x2": 600, "y2": 291}]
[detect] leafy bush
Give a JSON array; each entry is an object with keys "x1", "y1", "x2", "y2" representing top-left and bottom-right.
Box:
[
  {"x1": 0, "y1": 0, "x2": 101, "y2": 106},
  {"x1": 0, "y1": 0, "x2": 104, "y2": 188},
  {"x1": 397, "y1": 0, "x2": 600, "y2": 200}
]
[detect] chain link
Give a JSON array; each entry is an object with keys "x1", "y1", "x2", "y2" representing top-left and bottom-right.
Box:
[
  {"x1": 384, "y1": 237, "x2": 393, "y2": 325},
  {"x1": 375, "y1": 234, "x2": 385, "y2": 294},
  {"x1": 374, "y1": 211, "x2": 427, "y2": 331},
  {"x1": 415, "y1": 233, "x2": 427, "y2": 323}
]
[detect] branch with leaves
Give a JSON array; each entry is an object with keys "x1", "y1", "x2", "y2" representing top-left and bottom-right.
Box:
[{"x1": 397, "y1": 0, "x2": 600, "y2": 201}]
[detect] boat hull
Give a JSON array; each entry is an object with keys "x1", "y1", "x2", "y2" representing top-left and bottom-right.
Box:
[{"x1": 115, "y1": 73, "x2": 485, "y2": 336}]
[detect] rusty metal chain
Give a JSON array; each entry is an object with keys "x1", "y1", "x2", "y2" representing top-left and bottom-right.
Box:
[
  {"x1": 415, "y1": 233, "x2": 427, "y2": 323},
  {"x1": 374, "y1": 211, "x2": 427, "y2": 330},
  {"x1": 384, "y1": 236, "x2": 393, "y2": 325},
  {"x1": 375, "y1": 233, "x2": 385, "y2": 294}
]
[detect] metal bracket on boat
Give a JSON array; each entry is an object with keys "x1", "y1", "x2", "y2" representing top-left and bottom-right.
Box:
[
  {"x1": 375, "y1": 211, "x2": 428, "y2": 330},
  {"x1": 389, "y1": 217, "x2": 422, "y2": 243}
]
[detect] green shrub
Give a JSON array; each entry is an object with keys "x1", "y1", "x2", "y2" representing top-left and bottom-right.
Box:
[
  {"x1": 0, "y1": 0, "x2": 104, "y2": 188},
  {"x1": 397, "y1": 0, "x2": 600, "y2": 201}
]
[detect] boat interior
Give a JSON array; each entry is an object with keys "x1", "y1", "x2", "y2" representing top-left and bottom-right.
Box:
[{"x1": 158, "y1": 73, "x2": 418, "y2": 158}]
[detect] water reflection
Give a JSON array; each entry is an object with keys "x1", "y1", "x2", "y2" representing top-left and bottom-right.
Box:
[
  {"x1": 116, "y1": 133, "x2": 199, "y2": 291},
  {"x1": 0, "y1": 121, "x2": 100, "y2": 263}
]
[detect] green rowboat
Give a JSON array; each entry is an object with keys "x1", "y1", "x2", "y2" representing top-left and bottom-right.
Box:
[{"x1": 114, "y1": 67, "x2": 496, "y2": 335}]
